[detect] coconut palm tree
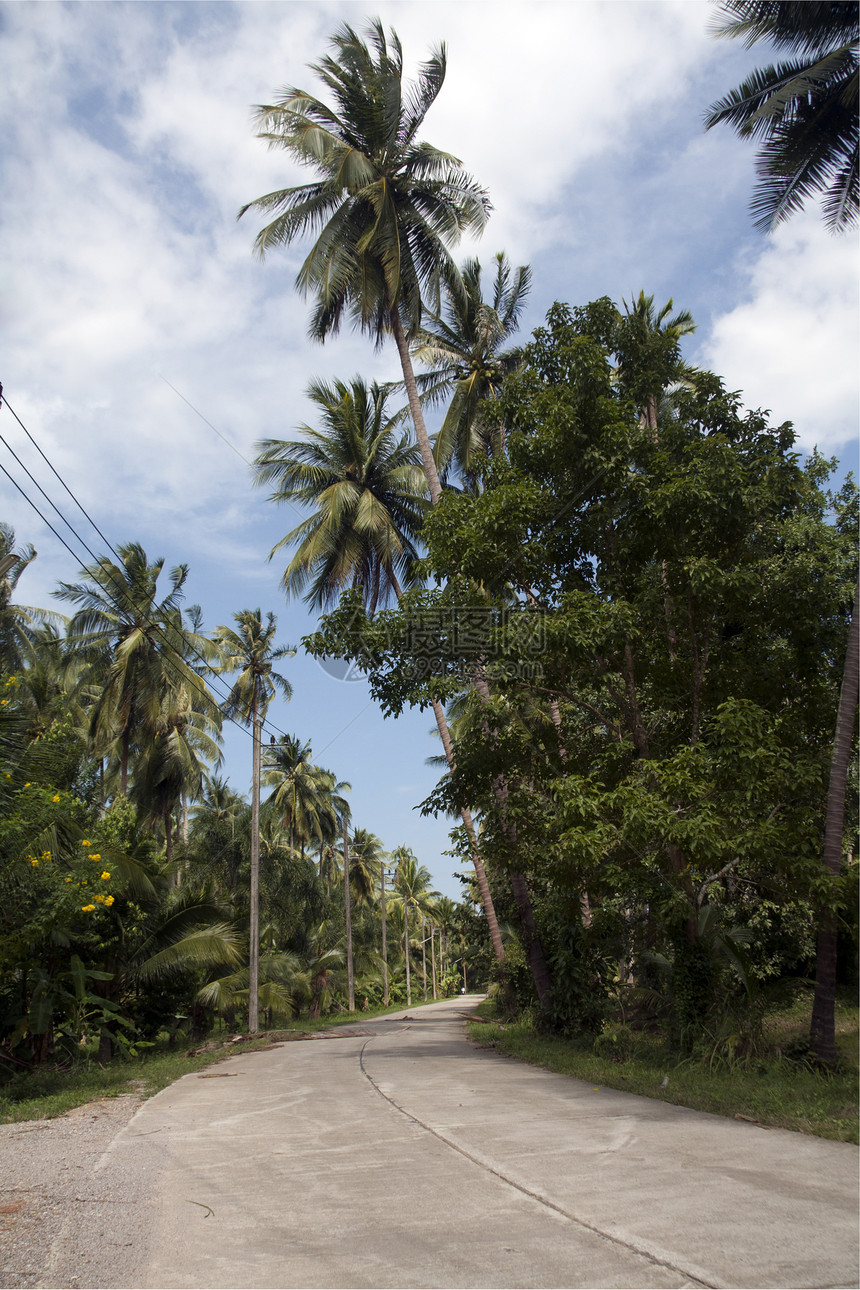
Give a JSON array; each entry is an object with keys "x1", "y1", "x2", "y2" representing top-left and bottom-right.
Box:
[
  {"x1": 255, "y1": 375, "x2": 507, "y2": 968},
  {"x1": 389, "y1": 846, "x2": 437, "y2": 1006},
  {"x1": 132, "y1": 682, "x2": 222, "y2": 871},
  {"x1": 214, "y1": 610, "x2": 294, "y2": 1033},
  {"x1": 613, "y1": 292, "x2": 697, "y2": 435},
  {"x1": 256, "y1": 377, "x2": 427, "y2": 612},
  {"x1": 0, "y1": 523, "x2": 39, "y2": 674},
  {"x1": 55, "y1": 544, "x2": 213, "y2": 797},
  {"x1": 191, "y1": 773, "x2": 245, "y2": 828},
  {"x1": 705, "y1": 0, "x2": 859, "y2": 232},
  {"x1": 240, "y1": 18, "x2": 491, "y2": 505},
  {"x1": 411, "y1": 252, "x2": 531, "y2": 483}
]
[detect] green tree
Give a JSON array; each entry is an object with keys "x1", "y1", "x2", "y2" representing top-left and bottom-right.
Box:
[
  {"x1": 705, "y1": 0, "x2": 859, "y2": 231},
  {"x1": 326, "y1": 298, "x2": 857, "y2": 1027},
  {"x1": 240, "y1": 18, "x2": 490, "y2": 506},
  {"x1": 215, "y1": 610, "x2": 294, "y2": 1033}
]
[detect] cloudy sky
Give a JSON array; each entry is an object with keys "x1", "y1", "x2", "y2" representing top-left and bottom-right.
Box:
[{"x1": 1, "y1": 0, "x2": 857, "y2": 899}]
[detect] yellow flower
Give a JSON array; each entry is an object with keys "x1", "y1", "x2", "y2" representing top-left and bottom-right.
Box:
[
  {"x1": 100, "y1": 872, "x2": 110, "y2": 881},
  {"x1": 81, "y1": 840, "x2": 90, "y2": 847},
  {"x1": 52, "y1": 794, "x2": 60, "y2": 803},
  {"x1": 65, "y1": 877, "x2": 72, "y2": 883},
  {"x1": 95, "y1": 894, "x2": 105, "y2": 904},
  {"x1": 90, "y1": 853, "x2": 101, "y2": 862},
  {"x1": 104, "y1": 895, "x2": 115, "y2": 907},
  {"x1": 29, "y1": 856, "x2": 38, "y2": 867},
  {"x1": 24, "y1": 782, "x2": 30, "y2": 788},
  {"x1": 0, "y1": 700, "x2": 8, "y2": 707},
  {"x1": 81, "y1": 904, "x2": 95, "y2": 913}
]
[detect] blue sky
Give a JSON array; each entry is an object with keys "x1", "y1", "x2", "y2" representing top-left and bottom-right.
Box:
[{"x1": 1, "y1": 0, "x2": 857, "y2": 900}]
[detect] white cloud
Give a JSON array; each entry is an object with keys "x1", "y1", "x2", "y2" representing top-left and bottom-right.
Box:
[{"x1": 701, "y1": 209, "x2": 859, "y2": 454}]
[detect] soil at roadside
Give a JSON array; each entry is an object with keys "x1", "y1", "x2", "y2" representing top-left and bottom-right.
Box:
[{"x1": 0, "y1": 1094, "x2": 144, "y2": 1289}]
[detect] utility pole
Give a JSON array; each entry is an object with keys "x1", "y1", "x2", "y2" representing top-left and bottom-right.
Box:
[
  {"x1": 430, "y1": 924, "x2": 437, "y2": 1000},
  {"x1": 249, "y1": 699, "x2": 261, "y2": 1034},
  {"x1": 380, "y1": 864, "x2": 389, "y2": 1008},
  {"x1": 343, "y1": 817, "x2": 354, "y2": 1012}
]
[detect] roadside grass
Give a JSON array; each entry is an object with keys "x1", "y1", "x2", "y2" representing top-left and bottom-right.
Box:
[
  {"x1": 0, "y1": 995, "x2": 443, "y2": 1125},
  {"x1": 468, "y1": 989, "x2": 859, "y2": 1143}
]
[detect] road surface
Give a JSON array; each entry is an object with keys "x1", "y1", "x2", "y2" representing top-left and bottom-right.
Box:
[{"x1": 43, "y1": 996, "x2": 859, "y2": 1289}]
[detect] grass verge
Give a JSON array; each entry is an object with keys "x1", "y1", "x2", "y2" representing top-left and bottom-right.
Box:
[
  {"x1": 0, "y1": 995, "x2": 443, "y2": 1125},
  {"x1": 467, "y1": 992, "x2": 859, "y2": 1143}
]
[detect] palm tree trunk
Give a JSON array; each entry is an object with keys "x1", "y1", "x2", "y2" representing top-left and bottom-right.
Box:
[
  {"x1": 386, "y1": 575, "x2": 505, "y2": 966},
  {"x1": 343, "y1": 818, "x2": 355, "y2": 1012},
  {"x1": 164, "y1": 811, "x2": 174, "y2": 876},
  {"x1": 811, "y1": 580, "x2": 859, "y2": 1064},
  {"x1": 390, "y1": 306, "x2": 442, "y2": 504},
  {"x1": 120, "y1": 727, "x2": 130, "y2": 797},
  {"x1": 391, "y1": 307, "x2": 514, "y2": 980},
  {"x1": 430, "y1": 697, "x2": 505, "y2": 964},
  {"x1": 472, "y1": 669, "x2": 553, "y2": 1007},
  {"x1": 249, "y1": 701, "x2": 261, "y2": 1035}
]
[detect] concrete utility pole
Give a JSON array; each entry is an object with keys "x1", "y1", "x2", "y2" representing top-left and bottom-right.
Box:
[
  {"x1": 249, "y1": 702, "x2": 261, "y2": 1034},
  {"x1": 343, "y1": 818, "x2": 354, "y2": 1012},
  {"x1": 380, "y1": 865, "x2": 389, "y2": 1007}
]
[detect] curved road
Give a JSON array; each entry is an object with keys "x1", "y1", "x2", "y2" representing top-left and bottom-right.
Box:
[{"x1": 46, "y1": 997, "x2": 858, "y2": 1289}]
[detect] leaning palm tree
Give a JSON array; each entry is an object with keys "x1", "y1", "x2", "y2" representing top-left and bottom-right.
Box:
[
  {"x1": 240, "y1": 18, "x2": 491, "y2": 505},
  {"x1": 705, "y1": 0, "x2": 858, "y2": 231},
  {"x1": 214, "y1": 610, "x2": 294, "y2": 1033},
  {"x1": 411, "y1": 252, "x2": 531, "y2": 483},
  {"x1": 255, "y1": 376, "x2": 506, "y2": 967}
]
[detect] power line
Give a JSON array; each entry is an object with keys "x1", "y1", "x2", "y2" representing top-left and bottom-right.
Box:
[{"x1": 0, "y1": 386, "x2": 293, "y2": 744}]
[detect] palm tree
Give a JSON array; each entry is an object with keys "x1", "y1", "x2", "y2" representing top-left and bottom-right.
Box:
[
  {"x1": 255, "y1": 377, "x2": 427, "y2": 612},
  {"x1": 411, "y1": 252, "x2": 531, "y2": 483},
  {"x1": 132, "y1": 682, "x2": 222, "y2": 871},
  {"x1": 0, "y1": 523, "x2": 39, "y2": 674},
  {"x1": 55, "y1": 544, "x2": 211, "y2": 797},
  {"x1": 255, "y1": 375, "x2": 507, "y2": 968},
  {"x1": 705, "y1": 0, "x2": 859, "y2": 232},
  {"x1": 240, "y1": 18, "x2": 491, "y2": 505},
  {"x1": 613, "y1": 292, "x2": 697, "y2": 435},
  {"x1": 214, "y1": 610, "x2": 294, "y2": 1033},
  {"x1": 191, "y1": 773, "x2": 245, "y2": 829},
  {"x1": 348, "y1": 828, "x2": 385, "y2": 906},
  {"x1": 390, "y1": 846, "x2": 437, "y2": 1006}
]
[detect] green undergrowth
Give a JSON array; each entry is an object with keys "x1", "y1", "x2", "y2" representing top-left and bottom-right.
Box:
[
  {"x1": 467, "y1": 991, "x2": 859, "y2": 1143},
  {"x1": 0, "y1": 996, "x2": 439, "y2": 1125}
]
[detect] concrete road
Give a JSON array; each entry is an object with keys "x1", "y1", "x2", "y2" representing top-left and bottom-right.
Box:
[{"x1": 46, "y1": 997, "x2": 858, "y2": 1290}]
